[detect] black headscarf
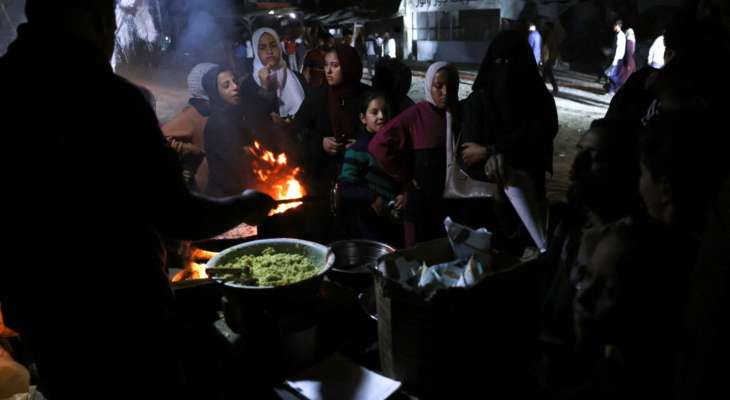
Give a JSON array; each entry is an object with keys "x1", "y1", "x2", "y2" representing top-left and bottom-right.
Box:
[
  {"x1": 201, "y1": 66, "x2": 226, "y2": 109},
  {"x1": 327, "y1": 45, "x2": 366, "y2": 140},
  {"x1": 472, "y1": 30, "x2": 548, "y2": 123}
]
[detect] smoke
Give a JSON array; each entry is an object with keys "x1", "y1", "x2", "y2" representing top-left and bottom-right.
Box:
[
  {"x1": 165, "y1": 0, "x2": 237, "y2": 69},
  {"x1": 0, "y1": 0, "x2": 26, "y2": 57}
]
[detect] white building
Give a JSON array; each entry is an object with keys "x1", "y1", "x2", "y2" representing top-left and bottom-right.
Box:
[{"x1": 399, "y1": 0, "x2": 502, "y2": 63}]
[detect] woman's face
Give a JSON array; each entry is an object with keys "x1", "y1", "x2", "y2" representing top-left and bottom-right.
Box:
[
  {"x1": 325, "y1": 51, "x2": 343, "y2": 86},
  {"x1": 217, "y1": 70, "x2": 240, "y2": 106},
  {"x1": 257, "y1": 33, "x2": 281, "y2": 67},
  {"x1": 360, "y1": 97, "x2": 387, "y2": 133},
  {"x1": 430, "y1": 69, "x2": 450, "y2": 109}
]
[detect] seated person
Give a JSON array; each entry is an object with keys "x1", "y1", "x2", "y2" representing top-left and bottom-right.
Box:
[
  {"x1": 569, "y1": 111, "x2": 727, "y2": 398},
  {"x1": 539, "y1": 118, "x2": 642, "y2": 390},
  {"x1": 162, "y1": 62, "x2": 219, "y2": 192}
]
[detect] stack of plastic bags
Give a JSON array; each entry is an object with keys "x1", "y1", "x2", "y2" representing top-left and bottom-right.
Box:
[{"x1": 376, "y1": 218, "x2": 493, "y2": 297}]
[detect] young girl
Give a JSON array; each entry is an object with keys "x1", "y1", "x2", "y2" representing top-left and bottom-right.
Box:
[
  {"x1": 369, "y1": 61, "x2": 460, "y2": 246},
  {"x1": 338, "y1": 92, "x2": 404, "y2": 246},
  {"x1": 295, "y1": 44, "x2": 370, "y2": 242}
]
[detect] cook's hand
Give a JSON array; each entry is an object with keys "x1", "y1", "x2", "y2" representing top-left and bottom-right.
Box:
[
  {"x1": 372, "y1": 196, "x2": 388, "y2": 217},
  {"x1": 323, "y1": 137, "x2": 344, "y2": 155},
  {"x1": 393, "y1": 194, "x2": 406, "y2": 210},
  {"x1": 485, "y1": 154, "x2": 510, "y2": 185},
  {"x1": 240, "y1": 189, "x2": 276, "y2": 225},
  {"x1": 344, "y1": 138, "x2": 356, "y2": 149},
  {"x1": 461, "y1": 142, "x2": 488, "y2": 166}
]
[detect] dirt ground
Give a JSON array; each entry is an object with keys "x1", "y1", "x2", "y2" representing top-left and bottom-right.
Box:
[{"x1": 120, "y1": 64, "x2": 610, "y2": 202}]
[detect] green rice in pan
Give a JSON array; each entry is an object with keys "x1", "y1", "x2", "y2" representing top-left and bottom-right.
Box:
[{"x1": 218, "y1": 247, "x2": 319, "y2": 287}]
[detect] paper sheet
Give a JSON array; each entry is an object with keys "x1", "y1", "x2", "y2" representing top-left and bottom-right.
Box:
[
  {"x1": 284, "y1": 354, "x2": 401, "y2": 400},
  {"x1": 504, "y1": 170, "x2": 547, "y2": 252}
]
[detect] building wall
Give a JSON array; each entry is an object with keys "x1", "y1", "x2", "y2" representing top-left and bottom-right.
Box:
[
  {"x1": 400, "y1": 0, "x2": 500, "y2": 60},
  {"x1": 415, "y1": 40, "x2": 489, "y2": 63}
]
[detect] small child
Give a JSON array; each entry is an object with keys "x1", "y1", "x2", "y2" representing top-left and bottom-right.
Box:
[{"x1": 338, "y1": 92, "x2": 404, "y2": 246}]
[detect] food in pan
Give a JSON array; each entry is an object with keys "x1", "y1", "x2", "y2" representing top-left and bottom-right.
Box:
[{"x1": 213, "y1": 247, "x2": 319, "y2": 287}]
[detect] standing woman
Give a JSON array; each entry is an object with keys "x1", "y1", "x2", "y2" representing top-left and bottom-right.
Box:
[
  {"x1": 460, "y1": 30, "x2": 558, "y2": 197},
  {"x1": 369, "y1": 62, "x2": 460, "y2": 246},
  {"x1": 616, "y1": 28, "x2": 637, "y2": 91},
  {"x1": 296, "y1": 44, "x2": 369, "y2": 241},
  {"x1": 459, "y1": 30, "x2": 557, "y2": 240},
  {"x1": 239, "y1": 27, "x2": 307, "y2": 153},
  {"x1": 202, "y1": 66, "x2": 249, "y2": 198}
]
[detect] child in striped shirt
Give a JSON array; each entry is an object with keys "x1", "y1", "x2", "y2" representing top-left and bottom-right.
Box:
[{"x1": 338, "y1": 92, "x2": 405, "y2": 246}]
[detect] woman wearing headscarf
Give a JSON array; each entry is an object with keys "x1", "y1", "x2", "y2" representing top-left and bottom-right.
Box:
[
  {"x1": 295, "y1": 44, "x2": 369, "y2": 241},
  {"x1": 162, "y1": 62, "x2": 218, "y2": 192},
  {"x1": 614, "y1": 28, "x2": 637, "y2": 91},
  {"x1": 369, "y1": 61, "x2": 460, "y2": 246},
  {"x1": 202, "y1": 66, "x2": 251, "y2": 198},
  {"x1": 460, "y1": 30, "x2": 558, "y2": 198},
  {"x1": 301, "y1": 47, "x2": 326, "y2": 89},
  {"x1": 371, "y1": 57, "x2": 415, "y2": 117},
  {"x1": 458, "y1": 30, "x2": 557, "y2": 244},
  {"x1": 239, "y1": 27, "x2": 307, "y2": 154}
]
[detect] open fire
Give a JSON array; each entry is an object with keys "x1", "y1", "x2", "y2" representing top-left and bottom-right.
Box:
[
  {"x1": 245, "y1": 141, "x2": 306, "y2": 215},
  {"x1": 0, "y1": 306, "x2": 17, "y2": 338},
  {"x1": 171, "y1": 247, "x2": 218, "y2": 283}
]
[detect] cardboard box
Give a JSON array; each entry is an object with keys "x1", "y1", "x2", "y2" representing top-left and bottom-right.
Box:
[{"x1": 374, "y1": 239, "x2": 541, "y2": 398}]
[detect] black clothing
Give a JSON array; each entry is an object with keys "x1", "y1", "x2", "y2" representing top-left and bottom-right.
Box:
[
  {"x1": 203, "y1": 104, "x2": 250, "y2": 198},
  {"x1": 460, "y1": 88, "x2": 557, "y2": 195},
  {"x1": 605, "y1": 66, "x2": 658, "y2": 122},
  {"x1": 372, "y1": 57, "x2": 416, "y2": 116},
  {"x1": 462, "y1": 30, "x2": 558, "y2": 197},
  {"x1": 189, "y1": 97, "x2": 211, "y2": 116},
  {"x1": 0, "y1": 23, "x2": 255, "y2": 399},
  {"x1": 200, "y1": 67, "x2": 254, "y2": 198},
  {"x1": 295, "y1": 82, "x2": 370, "y2": 198},
  {"x1": 543, "y1": 59, "x2": 558, "y2": 93},
  {"x1": 238, "y1": 72, "x2": 308, "y2": 158}
]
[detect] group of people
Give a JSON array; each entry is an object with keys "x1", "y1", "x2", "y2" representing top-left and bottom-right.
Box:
[
  {"x1": 603, "y1": 19, "x2": 638, "y2": 94},
  {"x1": 0, "y1": 0, "x2": 728, "y2": 398},
  {"x1": 161, "y1": 24, "x2": 557, "y2": 249},
  {"x1": 538, "y1": 9, "x2": 729, "y2": 399}
]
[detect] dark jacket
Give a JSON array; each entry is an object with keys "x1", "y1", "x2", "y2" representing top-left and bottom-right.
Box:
[
  {"x1": 460, "y1": 30, "x2": 559, "y2": 192},
  {"x1": 295, "y1": 81, "x2": 370, "y2": 196},
  {"x1": 239, "y1": 71, "x2": 309, "y2": 161},
  {"x1": 460, "y1": 88, "x2": 558, "y2": 180},
  {"x1": 0, "y1": 24, "x2": 238, "y2": 398}
]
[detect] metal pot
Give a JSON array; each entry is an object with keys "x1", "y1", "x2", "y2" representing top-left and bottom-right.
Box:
[
  {"x1": 327, "y1": 240, "x2": 395, "y2": 290},
  {"x1": 206, "y1": 238, "x2": 335, "y2": 333}
]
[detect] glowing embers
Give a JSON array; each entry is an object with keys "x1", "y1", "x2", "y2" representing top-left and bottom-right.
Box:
[{"x1": 245, "y1": 141, "x2": 306, "y2": 215}]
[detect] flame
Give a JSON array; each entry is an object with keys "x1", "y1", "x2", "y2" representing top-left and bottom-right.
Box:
[
  {"x1": 171, "y1": 261, "x2": 209, "y2": 283},
  {"x1": 191, "y1": 248, "x2": 218, "y2": 262},
  {"x1": 245, "y1": 141, "x2": 306, "y2": 215},
  {"x1": 0, "y1": 306, "x2": 18, "y2": 338}
]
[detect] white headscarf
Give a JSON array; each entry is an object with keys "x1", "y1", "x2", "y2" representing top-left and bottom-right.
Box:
[
  {"x1": 187, "y1": 63, "x2": 218, "y2": 100},
  {"x1": 626, "y1": 28, "x2": 636, "y2": 43},
  {"x1": 424, "y1": 61, "x2": 451, "y2": 106},
  {"x1": 252, "y1": 28, "x2": 306, "y2": 117},
  {"x1": 424, "y1": 61, "x2": 458, "y2": 140}
]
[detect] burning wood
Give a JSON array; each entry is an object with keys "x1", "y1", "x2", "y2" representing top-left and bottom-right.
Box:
[
  {"x1": 171, "y1": 261, "x2": 208, "y2": 283},
  {"x1": 245, "y1": 141, "x2": 306, "y2": 215}
]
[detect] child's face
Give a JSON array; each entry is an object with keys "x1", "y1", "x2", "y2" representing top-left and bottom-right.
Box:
[{"x1": 360, "y1": 97, "x2": 387, "y2": 133}]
